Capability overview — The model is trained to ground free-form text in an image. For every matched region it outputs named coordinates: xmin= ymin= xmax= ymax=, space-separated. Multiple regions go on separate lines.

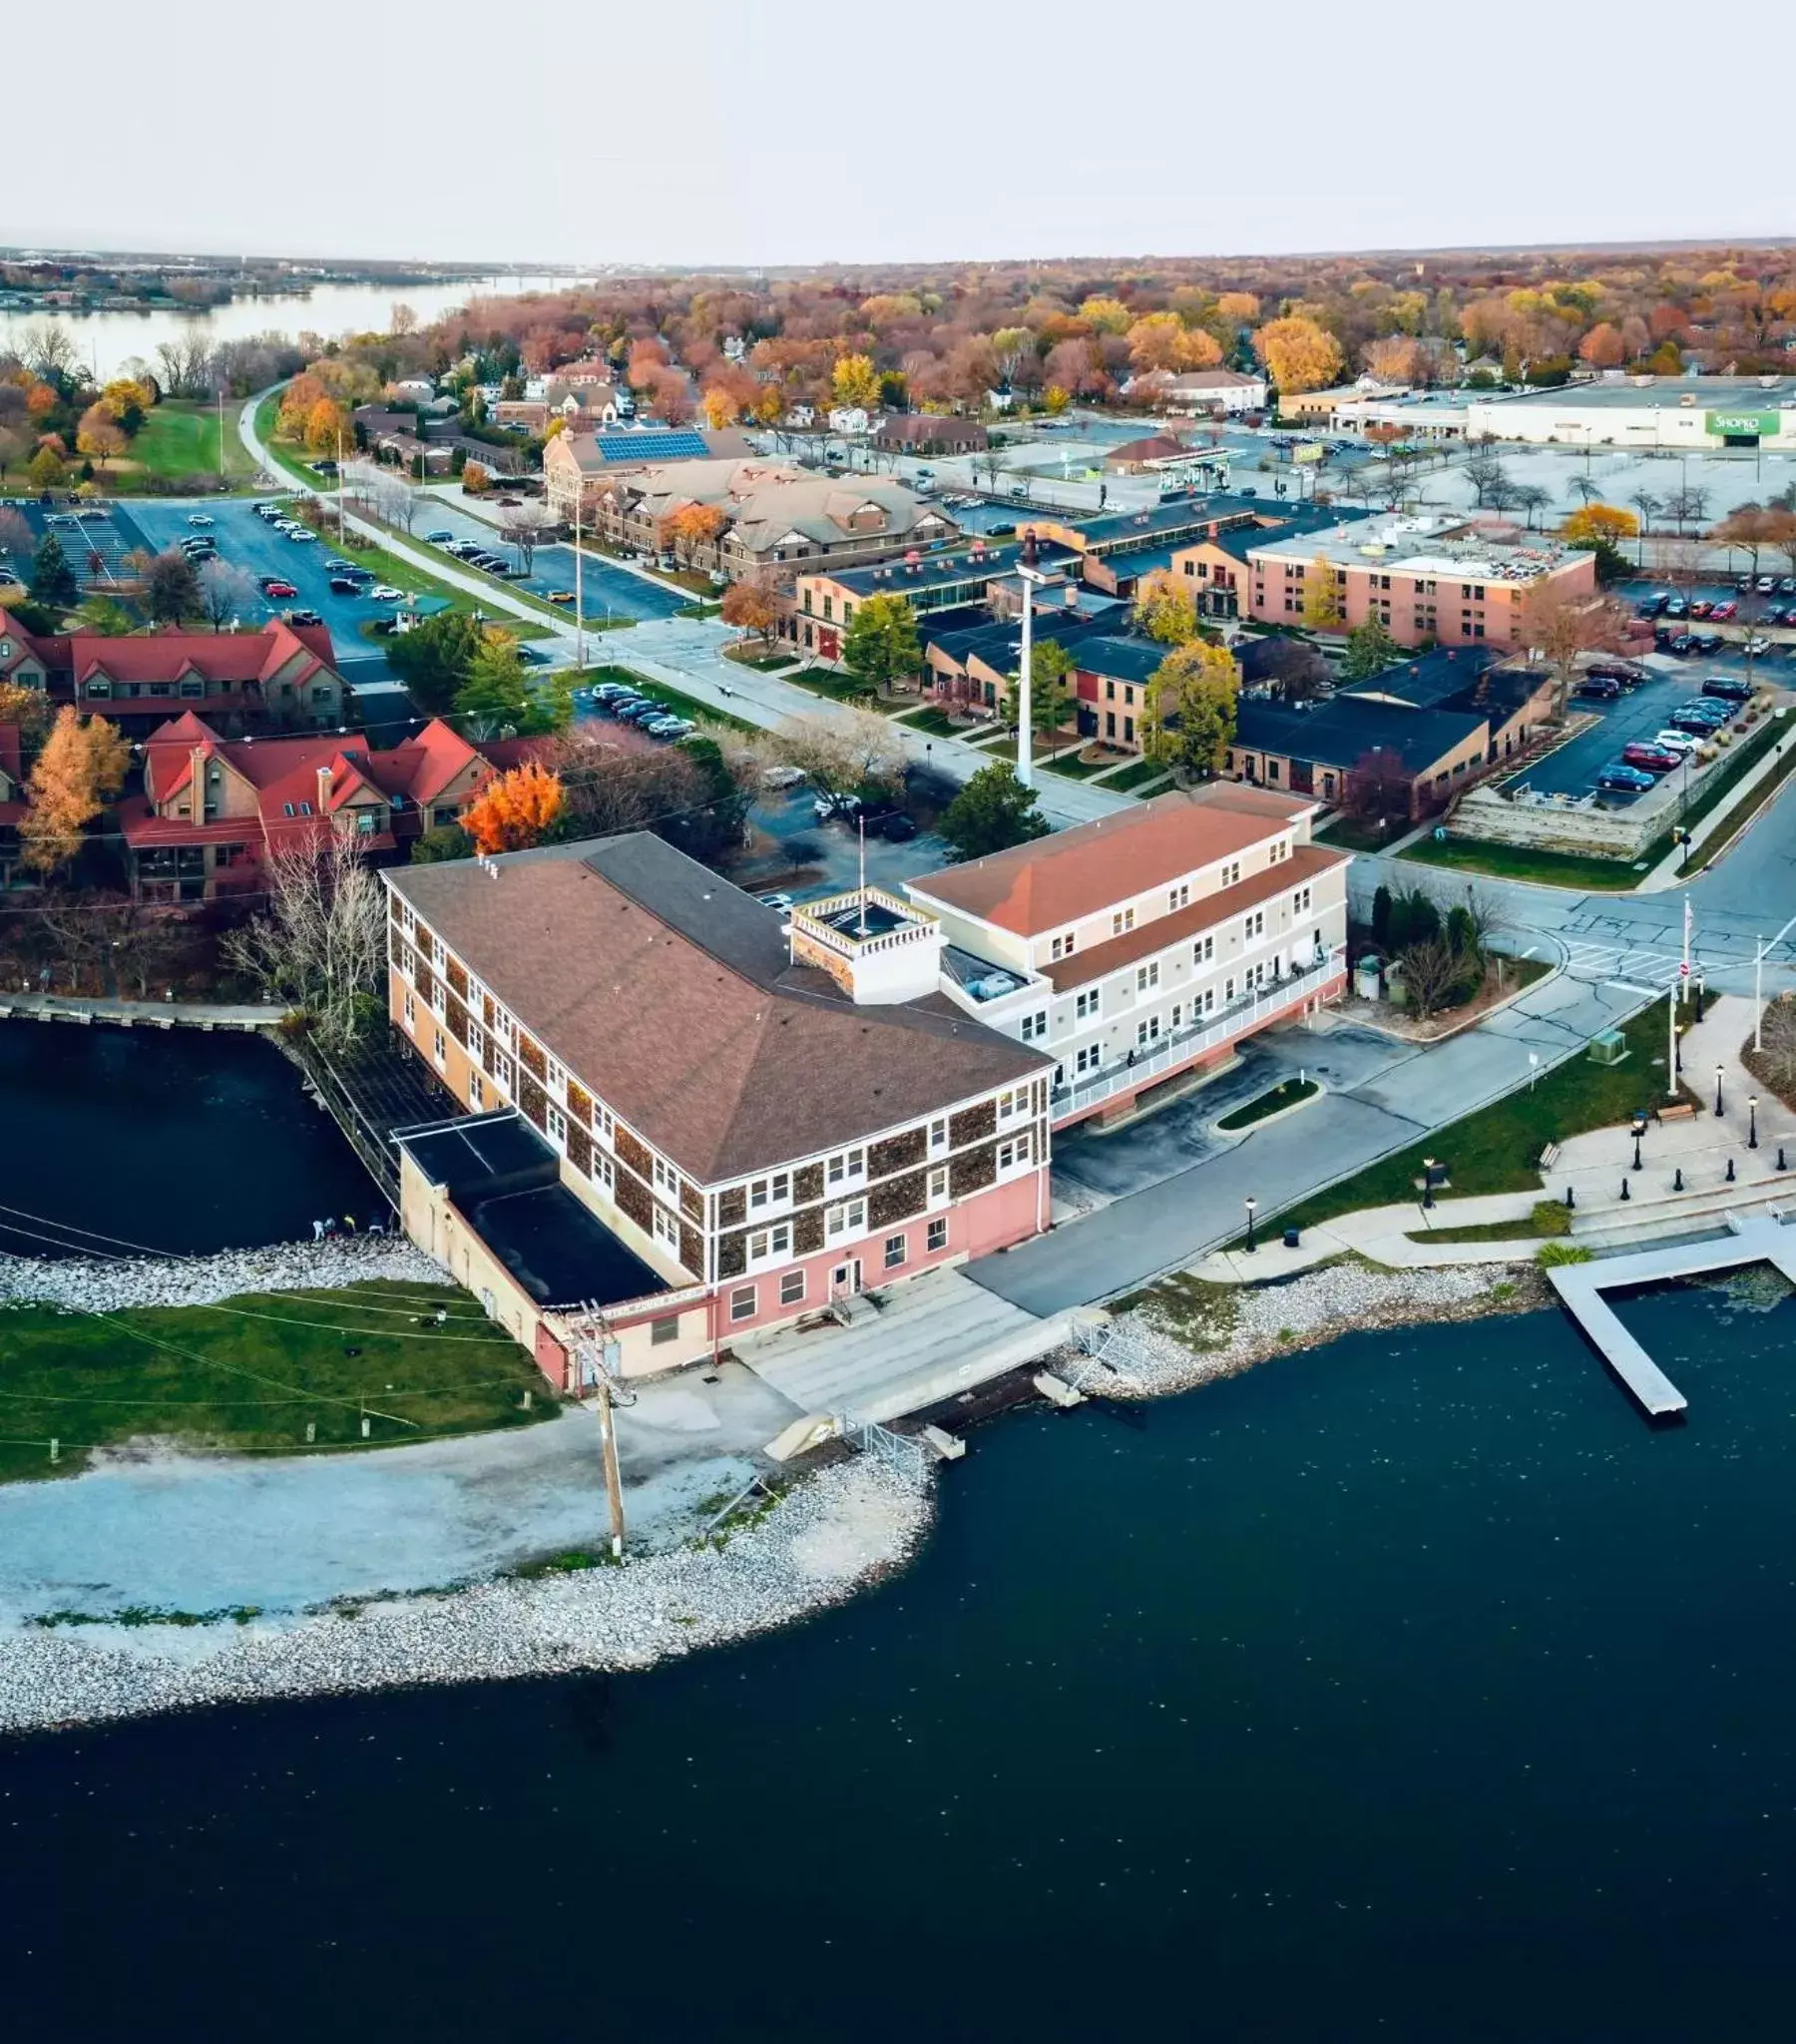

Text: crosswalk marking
xmin=1563 ymin=941 xmax=1687 ymax=990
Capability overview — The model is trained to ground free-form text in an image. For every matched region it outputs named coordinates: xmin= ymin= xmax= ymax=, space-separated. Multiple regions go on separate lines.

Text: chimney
xmin=188 ymin=745 xmax=207 ymax=820
xmin=316 ymin=764 xmax=333 ymax=813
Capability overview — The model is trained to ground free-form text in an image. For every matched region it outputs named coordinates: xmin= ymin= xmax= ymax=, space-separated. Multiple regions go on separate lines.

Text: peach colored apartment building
xmin=1243 ymin=514 xmax=1596 ymax=650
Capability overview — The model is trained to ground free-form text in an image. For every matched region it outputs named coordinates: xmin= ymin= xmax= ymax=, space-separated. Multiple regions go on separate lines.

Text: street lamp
xmin=1243 ymin=1197 xmax=1258 ymax=1255
xmin=1715 ymin=1062 xmax=1725 ymax=1117
xmin=1422 ymin=1157 xmax=1437 ymax=1209
xmin=1748 ymin=1096 xmax=1759 ymax=1150
xmin=1528 ymin=1051 xmax=1540 ymax=1093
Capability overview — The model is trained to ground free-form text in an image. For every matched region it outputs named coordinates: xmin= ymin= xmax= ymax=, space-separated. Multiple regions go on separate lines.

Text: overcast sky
xmin=20 ymin=0 xmax=1794 ymax=269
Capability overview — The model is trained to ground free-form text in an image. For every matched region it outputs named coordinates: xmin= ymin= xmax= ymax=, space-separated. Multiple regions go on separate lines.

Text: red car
xmin=260 ymin=578 xmax=297 ymax=599
xmin=1710 ymin=599 xmax=1737 ymax=621
xmin=1621 ymin=742 xmax=1679 ymax=773
xmin=1687 ymin=599 xmax=1713 ymax=618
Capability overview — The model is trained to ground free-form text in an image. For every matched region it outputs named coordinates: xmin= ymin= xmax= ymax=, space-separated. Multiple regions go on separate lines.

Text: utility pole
xmin=1756 ymin=936 xmax=1766 ymax=1050
xmin=1680 ymin=893 xmax=1692 ymax=1004
xmin=335 ymin=428 xmax=346 ymax=545
xmin=1015 ymin=526 xmax=1042 ymax=788
xmin=572 ymin=485 xmax=585 ymax=672
xmin=571 ymin=1305 xmax=628 ymax=1557
xmin=217 ymin=385 xmax=225 ymax=480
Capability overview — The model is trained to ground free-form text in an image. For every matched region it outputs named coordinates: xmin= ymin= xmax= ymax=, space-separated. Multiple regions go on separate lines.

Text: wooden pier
xmin=1547 ymin=1213 xmax=1796 ymax=1419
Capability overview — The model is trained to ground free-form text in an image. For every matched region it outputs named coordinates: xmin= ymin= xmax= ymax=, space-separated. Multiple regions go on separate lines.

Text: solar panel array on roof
xmin=595 ymin=429 xmax=710 ymax=462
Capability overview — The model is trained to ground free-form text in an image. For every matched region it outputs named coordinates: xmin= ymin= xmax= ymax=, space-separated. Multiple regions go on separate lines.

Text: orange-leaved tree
xmin=720 ymin=578 xmax=778 ymax=646
xmin=658 ymin=502 xmax=726 ymax=564
xmin=1252 ymin=315 xmax=1345 ymax=396
xmin=463 ymin=762 xmax=566 ymax=855
xmin=22 ymin=706 xmax=130 ymax=873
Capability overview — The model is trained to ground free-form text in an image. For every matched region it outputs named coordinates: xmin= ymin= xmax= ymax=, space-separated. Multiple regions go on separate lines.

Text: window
xmin=749 ymin=1178 xmax=769 ymax=1211
xmin=825 ymin=1198 xmax=866 ymax=1240
xmin=1049 ymin=931 xmax=1076 ymax=961
xmin=730 ymin=1284 xmax=757 ymax=1323
xmin=591 ymin=1151 xmax=615 ymax=1192
xmin=1112 ymin=907 xmax=1135 ymax=936
xmin=1136 ymin=961 xmax=1159 ymax=994
xmin=1224 ymin=975 xmax=1237 ymax=1004
xmin=1136 ymin=1017 xmax=1160 ymax=1047
xmin=928 ymin=1118 xmax=947 ymax=1153
xmin=997 ymin=1087 xmax=1027 ymax=1122
xmin=1192 ymin=934 xmax=1214 ymax=967
xmin=1201 ymin=986 xmax=1216 ymax=1015
xmin=653 ymin=1207 xmax=678 ymax=1252
xmin=403 ymin=990 xmax=415 ymax=1029
xmin=927 ymin=1217 xmax=948 ymax=1254
xmin=468 ymin=1071 xmax=483 ymax=1110
xmin=653 ymin=1157 xmax=679 ymax=1199
xmin=1168 ymin=882 xmax=1189 ymax=911
xmin=1220 ymin=859 xmax=1241 ymax=887
xmin=493 ymin=1052 xmax=513 ymax=1094
xmin=747 ymin=1223 xmax=792 ymax=1264
xmin=431 ymin=1028 xmax=446 ymax=1067
xmin=826 ymin=1147 xmax=865 ymax=1188
xmin=1021 ymin=1009 xmax=1048 ymax=1043
xmin=928 ymin=1166 xmax=949 ymax=1205
xmin=884 ymin=1233 xmax=907 ymax=1271
xmin=547 ymin=1058 xmax=565 ymax=1094
xmin=430 ymin=979 xmax=446 ymax=1017
xmin=1243 ymin=909 xmax=1265 ymax=943
xmin=1269 ymin=838 xmax=1287 ymax=863
xmin=1075 ymin=987 xmax=1100 ymax=1022
xmin=651 ymin=1313 xmax=680 ymax=1345
xmin=1293 ymin=883 xmax=1312 ymax=914
xmin=780 ymin=1271 xmax=805 ymax=1306
xmin=546 ymin=1105 xmax=568 ymax=1147
xmin=997 ymin=1132 xmax=1033 ymax=1172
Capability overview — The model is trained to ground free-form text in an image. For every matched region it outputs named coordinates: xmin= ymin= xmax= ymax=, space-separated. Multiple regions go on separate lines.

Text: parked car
xmin=756 ymin=891 xmax=795 ymax=912
xmin=260 ymin=578 xmax=298 ymax=599
xmin=424 ymin=529 xmax=455 ymax=544
xmin=1688 ymin=599 xmax=1713 ymax=619
xmin=286 ymin=528 xmax=317 ymax=543
xmin=283 ymin=609 xmax=322 ymax=628
xmin=1620 ymin=743 xmax=1680 ymax=773
xmin=1667 ymin=706 xmax=1728 ymax=736
xmin=1778 ymin=576 xmax=1796 ymax=596
xmin=1690 ymin=632 xmax=1724 ymax=655
xmin=546 ymin=590 xmax=576 ymax=605
xmin=1587 ymin=661 xmax=1644 ymax=684
xmin=593 ymin=682 xmax=639 ymax=703
xmin=1702 ymin=676 xmax=1754 ymax=702
xmin=368 ymin=585 xmax=403 ymax=602
xmin=1650 ymin=730 xmax=1701 ymax=757
xmin=1740 ymin=635 xmax=1772 ymax=656
xmin=1667 ymin=634 xmax=1694 ymax=655
xmin=328 ymin=577 xmax=361 ymax=595
xmin=313 ymin=459 xmax=338 ymax=476
xmin=1756 ymin=576 xmax=1777 ymax=594
xmin=323 ymin=558 xmax=355 ymax=574
xmin=643 ymin=716 xmax=688 ymax=739
xmin=1577 ymin=675 xmax=1622 ymax=700
xmin=1635 ymin=593 xmax=1669 ymax=617
xmin=1710 ymin=600 xmax=1738 ymax=621
xmin=879 ymin=812 xmax=919 ymax=841
xmin=1663 ymin=597 xmax=1688 ymax=618
xmin=1596 ymin=764 xmax=1657 ymax=793
xmin=185 ymin=513 xmax=214 ymax=528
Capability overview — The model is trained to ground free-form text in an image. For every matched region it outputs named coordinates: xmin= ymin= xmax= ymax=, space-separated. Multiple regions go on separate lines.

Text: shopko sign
xmin=1705 ymin=409 xmax=1784 ymax=436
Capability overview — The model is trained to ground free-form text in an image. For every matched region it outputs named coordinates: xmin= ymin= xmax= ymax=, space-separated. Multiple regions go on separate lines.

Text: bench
xmin=1539 ymin=1142 xmax=1562 ymax=1169
xmin=1656 ymin=1100 xmax=1697 ymax=1123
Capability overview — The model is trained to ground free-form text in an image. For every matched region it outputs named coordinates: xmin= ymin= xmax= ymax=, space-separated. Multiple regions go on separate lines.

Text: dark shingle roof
xmin=1235 ymin=696 xmax=1488 ymax=777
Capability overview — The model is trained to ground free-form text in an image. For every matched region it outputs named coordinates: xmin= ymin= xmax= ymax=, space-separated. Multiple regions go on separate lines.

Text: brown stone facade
xmin=950 ymin=1100 xmax=996 ymax=1149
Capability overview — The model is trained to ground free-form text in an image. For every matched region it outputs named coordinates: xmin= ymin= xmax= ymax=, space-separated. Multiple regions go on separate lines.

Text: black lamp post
xmin=1631 ymin=1131 xmax=1643 ymax=1173
xmin=1748 ymin=1096 xmax=1759 ymax=1150
xmin=1244 ymin=1197 xmax=1258 ymax=1255
xmin=1422 ymin=1157 xmax=1436 ymax=1209
xmin=1715 ymin=1063 xmax=1725 ymax=1117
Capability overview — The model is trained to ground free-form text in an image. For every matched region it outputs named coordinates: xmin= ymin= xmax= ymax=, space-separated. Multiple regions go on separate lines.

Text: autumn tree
xmin=1131 ymin=569 xmax=1198 ymax=646
xmin=1708 ymin=505 xmax=1784 ymax=583
xmin=144 ymin=548 xmax=203 ymax=626
xmin=840 ymin=591 xmax=922 ymax=700
xmin=303 ymin=396 xmax=349 ymax=454
xmin=27 ymin=443 xmax=67 ymax=490
xmin=1517 ymin=583 xmax=1628 ymax=715
xmin=21 ymin=706 xmax=130 ymax=873
xmin=1562 ymin=504 xmax=1639 ymax=551
xmin=1301 ymin=556 xmax=1344 ymax=630
xmin=1144 ymin=639 xmax=1239 ymax=778
xmin=463 ymin=762 xmax=567 ymax=854
xmin=831 ymin=353 xmax=880 ymax=411
xmin=700 ymin=385 xmax=739 ymax=430
xmin=1252 ymin=315 xmax=1345 ymax=396
xmin=75 ymin=404 xmax=128 ymax=471
xmin=658 ymin=502 xmax=726 ymax=565
xmin=0 ymin=678 xmax=53 ymax=737
xmin=1577 ymin=322 xmax=1628 ymax=368
xmin=462 ymin=459 xmax=491 ymax=494
xmin=1077 ymin=296 xmax=1133 ymax=335
xmin=29 ymin=530 xmax=78 ymax=609
xmin=197 ymin=558 xmax=260 ymax=632
xmin=720 ymin=578 xmax=778 ymax=647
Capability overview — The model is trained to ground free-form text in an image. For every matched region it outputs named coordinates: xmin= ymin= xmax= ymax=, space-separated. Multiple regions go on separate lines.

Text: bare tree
xmin=18 ymin=321 xmax=79 ymax=381
xmin=1512 ymin=483 xmax=1550 ymax=530
xmin=223 ymin=832 xmax=388 ymax=1051
xmin=500 ymin=502 xmax=557 ymax=575
xmin=154 ymin=330 xmax=214 ymax=398
xmin=766 ymin=709 xmax=907 ymax=796
xmin=198 ymin=558 xmax=259 ymax=633
xmin=1396 ymin=937 xmax=1465 ymax=1020
xmin=1754 ymin=994 xmax=1796 ymax=1097
xmin=1463 ymin=448 xmax=1509 ymax=509
xmin=1663 ymin=484 xmax=1710 ymax=536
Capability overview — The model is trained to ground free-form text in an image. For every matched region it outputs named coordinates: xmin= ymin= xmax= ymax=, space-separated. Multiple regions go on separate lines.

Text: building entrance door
xmin=830 ymin=1259 xmax=863 ymax=1299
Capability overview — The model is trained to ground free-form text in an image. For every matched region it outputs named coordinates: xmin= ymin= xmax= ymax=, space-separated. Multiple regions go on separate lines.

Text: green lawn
xmin=1041 ymin=750 xmax=1106 ymax=779
xmin=1316 ymin=813 xmax=1402 ymax=851
xmin=574 ymin=664 xmax=759 ymax=736
xmin=725 ymin=646 xmax=798 ymax=672
xmin=1257 ymin=1005 xmax=1676 ymax=1241
xmin=1407 ymin=1200 xmax=1572 ymax=1245
xmin=126 ymin=400 xmax=259 ymax=484
xmin=1400 ymin=835 xmax=1646 ymax=892
xmin=784 ymin=666 xmax=878 ymax=706
xmin=1102 ymin=757 xmax=1172 ymax=793
xmin=0 ymin=1280 xmax=553 ymax=1486
xmin=314 ymin=525 xmax=551 ymax=639
xmin=1217 ymin=1076 xmax=1319 ymax=1132
xmin=892 ymin=705 xmax=963 ymax=737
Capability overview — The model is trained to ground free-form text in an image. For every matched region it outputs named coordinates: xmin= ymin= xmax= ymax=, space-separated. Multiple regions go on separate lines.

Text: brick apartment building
xmin=383 ymin=836 xmax=1052 ymax=1384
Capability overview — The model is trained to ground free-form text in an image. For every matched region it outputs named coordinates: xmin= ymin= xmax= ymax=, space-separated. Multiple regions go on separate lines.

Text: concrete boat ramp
xmin=1547 ymin=1211 xmax=1796 ymax=1419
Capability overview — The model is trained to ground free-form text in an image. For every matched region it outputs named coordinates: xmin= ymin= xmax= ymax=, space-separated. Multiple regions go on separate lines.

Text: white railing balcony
xmin=1051 ymin=949 xmax=1344 ymax=1122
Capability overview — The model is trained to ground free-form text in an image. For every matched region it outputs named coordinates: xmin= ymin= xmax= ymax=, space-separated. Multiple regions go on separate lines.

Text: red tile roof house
xmin=0 ymin=609 xmax=345 ymax=736
xmin=382 ymin=834 xmax=1054 ymax=1387
xmin=120 ymin=712 xmax=507 ymax=902
xmin=904 ymin=784 xmax=1352 ymax=1130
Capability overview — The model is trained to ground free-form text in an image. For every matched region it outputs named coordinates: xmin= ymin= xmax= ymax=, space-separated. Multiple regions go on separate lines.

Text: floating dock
xmin=1547 ymin=1212 xmax=1796 ymax=1418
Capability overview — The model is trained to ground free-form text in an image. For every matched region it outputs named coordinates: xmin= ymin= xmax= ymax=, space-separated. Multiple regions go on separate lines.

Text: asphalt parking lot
xmin=1514 ymin=658 xmax=1751 ymax=798
xmin=734 ymin=784 xmax=949 ymax=902
xmin=397 ymin=497 xmax=687 ymax=623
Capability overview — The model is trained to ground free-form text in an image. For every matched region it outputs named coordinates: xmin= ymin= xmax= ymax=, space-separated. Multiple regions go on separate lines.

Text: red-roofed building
xmin=0 ymin=609 xmax=344 ymax=734
xmin=0 ymin=723 xmax=25 ymax=890
xmin=121 ymin=712 xmax=508 ymax=902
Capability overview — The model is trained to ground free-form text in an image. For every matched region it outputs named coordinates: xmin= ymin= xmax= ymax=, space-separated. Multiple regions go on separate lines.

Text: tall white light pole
xmin=1015 ymin=527 xmax=1042 ymax=788
xmin=572 ymin=484 xmax=586 ymax=672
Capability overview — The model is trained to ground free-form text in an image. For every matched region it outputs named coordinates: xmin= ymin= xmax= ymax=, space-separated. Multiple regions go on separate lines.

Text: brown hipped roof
xmin=386 ymin=835 xmax=1046 ymax=1184
xmin=908 ymin=785 xmax=1314 ymax=939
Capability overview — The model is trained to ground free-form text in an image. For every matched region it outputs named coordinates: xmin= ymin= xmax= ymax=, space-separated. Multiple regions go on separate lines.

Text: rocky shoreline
xmin=0 ymin=1236 xmax=446 ymax=1312
xmin=1095 ymin=1256 xmax=1551 ymax=1398
xmin=0 ymin=1456 xmax=933 ymax=1736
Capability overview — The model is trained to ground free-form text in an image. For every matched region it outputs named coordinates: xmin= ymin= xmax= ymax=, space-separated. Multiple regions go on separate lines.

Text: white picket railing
xmin=1051 ymin=951 xmax=1343 ymax=1121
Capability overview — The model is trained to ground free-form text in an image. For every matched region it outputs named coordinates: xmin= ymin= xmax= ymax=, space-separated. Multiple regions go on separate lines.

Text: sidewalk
xmin=0 ymin=992 xmax=275 ymax=1029
xmin=1191 ymin=1190 xmax=1544 ymax=1282
xmin=1636 ymin=721 xmax=1796 ymax=892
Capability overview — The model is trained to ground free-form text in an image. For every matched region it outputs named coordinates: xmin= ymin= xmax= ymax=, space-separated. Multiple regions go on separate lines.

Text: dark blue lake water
xmin=3 ymin=1274 xmax=1793 ymax=2042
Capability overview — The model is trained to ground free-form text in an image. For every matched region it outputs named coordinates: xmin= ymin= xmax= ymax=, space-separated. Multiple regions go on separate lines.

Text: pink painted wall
xmin=714 ymin=1168 xmax=1048 ymax=1338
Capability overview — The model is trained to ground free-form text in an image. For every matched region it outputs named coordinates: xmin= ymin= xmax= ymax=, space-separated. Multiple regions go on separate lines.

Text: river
xmin=0 ymin=272 xmax=590 ymax=385
xmin=2 ymin=1271 xmax=1791 ymax=2042
xmin=0 ymin=1019 xmax=374 ymax=1256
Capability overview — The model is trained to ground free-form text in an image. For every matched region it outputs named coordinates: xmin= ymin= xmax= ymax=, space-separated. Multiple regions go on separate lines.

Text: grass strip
xmin=1217 ymin=1077 xmax=1318 ymax=1132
